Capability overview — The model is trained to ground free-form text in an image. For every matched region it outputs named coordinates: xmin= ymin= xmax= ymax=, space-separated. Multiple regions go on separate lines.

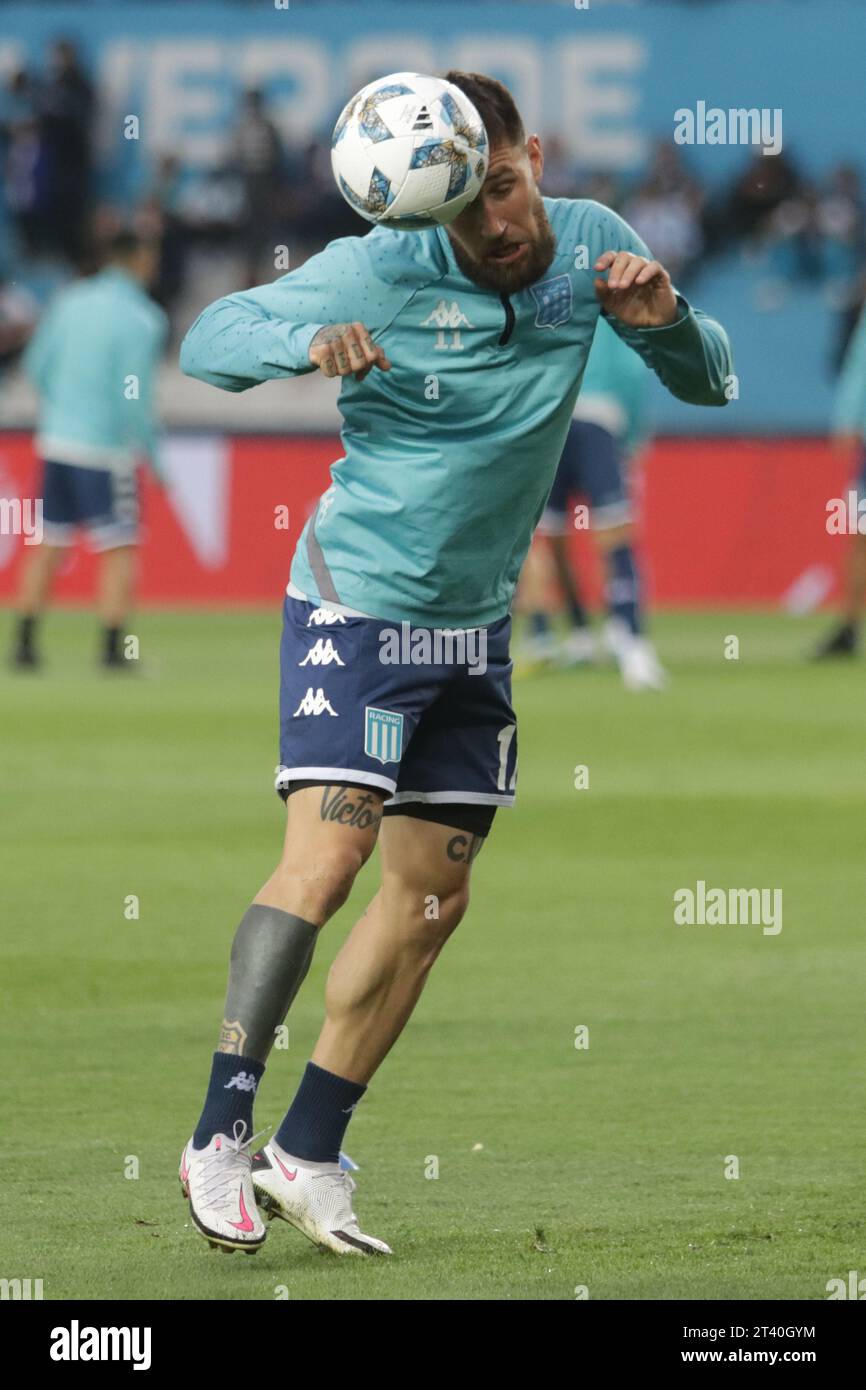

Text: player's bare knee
xmin=413 ymin=888 xmax=469 ymax=971
xmin=270 ymin=842 xmax=366 ymax=924
xmin=440 ymin=883 xmax=471 ymax=938
xmin=316 ymin=843 xmax=367 ymax=916
xmin=323 ymin=846 xmax=367 ymax=916
xmin=391 ymin=879 xmax=470 ymax=961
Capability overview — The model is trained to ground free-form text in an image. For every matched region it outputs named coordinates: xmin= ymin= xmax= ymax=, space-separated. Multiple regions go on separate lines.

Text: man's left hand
xmin=594 ymin=251 xmax=679 ymax=328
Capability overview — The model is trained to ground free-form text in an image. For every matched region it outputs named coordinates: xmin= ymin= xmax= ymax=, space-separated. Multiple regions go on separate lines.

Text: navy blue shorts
xmin=275 ymin=597 xmax=518 ymax=810
xmin=540 ymin=419 xmax=631 ymax=532
xmin=41 ymin=459 xmax=140 ymax=550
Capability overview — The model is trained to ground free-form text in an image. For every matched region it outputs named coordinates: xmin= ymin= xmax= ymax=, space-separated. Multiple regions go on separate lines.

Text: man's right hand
xmin=309 ymin=323 xmax=391 ymax=381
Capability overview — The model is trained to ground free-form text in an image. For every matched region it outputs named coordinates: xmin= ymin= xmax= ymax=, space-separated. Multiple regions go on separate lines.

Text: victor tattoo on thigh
xmin=319 ymin=784 xmax=383 ymax=830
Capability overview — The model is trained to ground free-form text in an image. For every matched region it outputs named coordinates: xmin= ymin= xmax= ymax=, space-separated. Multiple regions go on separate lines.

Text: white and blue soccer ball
xmin=330 ymin=72 xmax=489 ymax=231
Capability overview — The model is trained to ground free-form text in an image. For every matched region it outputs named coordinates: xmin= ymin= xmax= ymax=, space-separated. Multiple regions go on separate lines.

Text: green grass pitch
xmin=2 ymin=607 xmax=864 ymax=1301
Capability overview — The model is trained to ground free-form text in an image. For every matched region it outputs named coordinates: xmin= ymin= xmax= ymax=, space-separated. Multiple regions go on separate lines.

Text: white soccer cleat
xmin=554 ymin=627 xmax=598 ymax=667
xmin=252 ymin=1140 xmax=392 ymax=1256
xmin=602 ymin=616 xmax=633 ymax=662
xmin=603 ymin=619 xmax=668 ymax=691
xmin=618 ymin=636 xmax=668 ymax=691
xmin=518 ymin=631 xmax=560 ymax=665
xmin=179 ymin=1120 xmax=268 ymax=1253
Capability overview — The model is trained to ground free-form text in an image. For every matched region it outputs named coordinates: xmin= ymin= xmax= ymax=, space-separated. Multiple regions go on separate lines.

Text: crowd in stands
xmin=2 ymin=38 xmax=865 ymax=373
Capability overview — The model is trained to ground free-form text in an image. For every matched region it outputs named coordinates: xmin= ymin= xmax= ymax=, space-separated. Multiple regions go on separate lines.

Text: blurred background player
xmin=814 ymin=293 xmax=866 ymax=658
xmin=518 ymin=314 xmax=666 ymax=690
xmin=10 ymin=230 xmax=167 ymax=669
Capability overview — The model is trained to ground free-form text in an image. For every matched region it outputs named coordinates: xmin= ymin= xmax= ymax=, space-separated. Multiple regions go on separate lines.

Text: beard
xmin=447 ymin=189 xmax=557 ymax=295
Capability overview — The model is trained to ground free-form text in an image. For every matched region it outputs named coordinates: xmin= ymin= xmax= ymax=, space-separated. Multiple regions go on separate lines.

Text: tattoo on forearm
xmin=219 ymin=1018 xmax=248 ymax=1054
xmin=320 ymin=784 xmax=383 ymax=831
xmin=446 ymin=832 xmax=484 ymax=864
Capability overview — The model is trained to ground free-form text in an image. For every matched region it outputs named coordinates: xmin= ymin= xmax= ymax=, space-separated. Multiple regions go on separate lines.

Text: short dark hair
xmin=443 ymin=71 xmax=525 ymax=150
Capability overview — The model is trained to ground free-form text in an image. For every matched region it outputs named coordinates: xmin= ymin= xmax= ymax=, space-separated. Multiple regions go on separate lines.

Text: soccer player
xmin=814 ymin=295 xmax=866 ymax=658
xmin=178 ymin=72 xmax=732 ymax=1256
xmin=11 ymin=231 xmax=167 ymax=670
xmin=520 ymin=315 xmax=666 ymax=689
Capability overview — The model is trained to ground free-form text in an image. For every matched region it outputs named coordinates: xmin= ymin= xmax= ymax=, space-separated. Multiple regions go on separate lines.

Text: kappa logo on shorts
xmin=530 ymin=274 xmax=573 ymax=329
xmin=364 ymin=706 xmax=404 ymax=764
xmin=307 ymin=607 xmax=346 ymax=626
xmin=293 ymin=687 xmax=338 ymax=717
xmin=300 ymin=638 xmax=345 ymax=667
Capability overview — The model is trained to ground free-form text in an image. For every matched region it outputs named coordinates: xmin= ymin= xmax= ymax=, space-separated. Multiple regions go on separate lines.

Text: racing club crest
xmin=364 ymin=706 xmax=404 ymax=765
xmin=530 ymin=274 xmax=573 ymax=329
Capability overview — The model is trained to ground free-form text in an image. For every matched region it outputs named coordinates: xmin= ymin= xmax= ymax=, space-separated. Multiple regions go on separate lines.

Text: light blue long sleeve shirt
xmin=24 ymin=266 xmax=168 ymax=471
xmin=181 ymin=197 xmax=732 ymax=626
xmin=572 ymin=313 xmax=652 ymax=459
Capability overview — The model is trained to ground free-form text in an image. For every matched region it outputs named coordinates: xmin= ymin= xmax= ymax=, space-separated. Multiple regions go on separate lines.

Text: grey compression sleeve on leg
xmin=219 ymin=905 xmax=318 ymax=1063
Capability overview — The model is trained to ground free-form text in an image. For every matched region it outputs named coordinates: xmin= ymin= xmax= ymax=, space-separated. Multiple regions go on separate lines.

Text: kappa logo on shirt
xmin=421 ymin=298 xmax=474 ymax=350
xmin=293 ymin=687 xmax=338 ymax=717
xmin=317 ymin=485 xmax=336 ymax=525
xmin=299 ymin=638 xmax=345 ymax=667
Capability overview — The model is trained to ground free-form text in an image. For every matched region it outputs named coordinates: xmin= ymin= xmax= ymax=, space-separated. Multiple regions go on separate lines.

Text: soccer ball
xmin=330 ymin=72 xmax=489 ymax=231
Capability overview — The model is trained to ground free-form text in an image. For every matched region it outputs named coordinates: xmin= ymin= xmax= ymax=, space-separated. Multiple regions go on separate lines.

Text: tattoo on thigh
xmin=319 ymin=784 xmax=383 ymax=831
xmin=446 ymin=832 xmax=484 ymax=864
xmin=219 ymin=1018 xmax=248 ymax=1054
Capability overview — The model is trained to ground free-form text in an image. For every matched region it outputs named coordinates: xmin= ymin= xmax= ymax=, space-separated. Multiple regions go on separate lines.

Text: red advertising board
xmin=0 ymin=433 xmax=853 ymax=608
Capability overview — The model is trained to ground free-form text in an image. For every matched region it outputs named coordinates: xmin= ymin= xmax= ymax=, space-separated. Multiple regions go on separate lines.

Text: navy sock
xmin=606 ymin=544 xmax=642 ymax=635
xmin=529 ymin=611 xmax=549 ymax=638
xmin=275 ymin=1061 xmax=366 ymax=1164
xmin=16 ymin=615 xmax=36 ymax=653
xmin=193 ymin=1052 xmax=265 ymax=1150
xmin=564 ymin=590 xmax=588 ymax=628
xmin=103 ymin=625 xmax=123 ymax=662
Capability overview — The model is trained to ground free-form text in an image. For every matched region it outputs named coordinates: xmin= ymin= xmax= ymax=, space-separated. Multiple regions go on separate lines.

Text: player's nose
xmin=476 ymin=199 xmax=508 ymax=241
xmin=480 ymin=216 xmax=509 ymax=245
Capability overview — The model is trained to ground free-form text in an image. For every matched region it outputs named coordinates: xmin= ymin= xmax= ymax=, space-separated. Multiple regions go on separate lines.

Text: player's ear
xmin=526 ymin=134 xmax=543 ymax=183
